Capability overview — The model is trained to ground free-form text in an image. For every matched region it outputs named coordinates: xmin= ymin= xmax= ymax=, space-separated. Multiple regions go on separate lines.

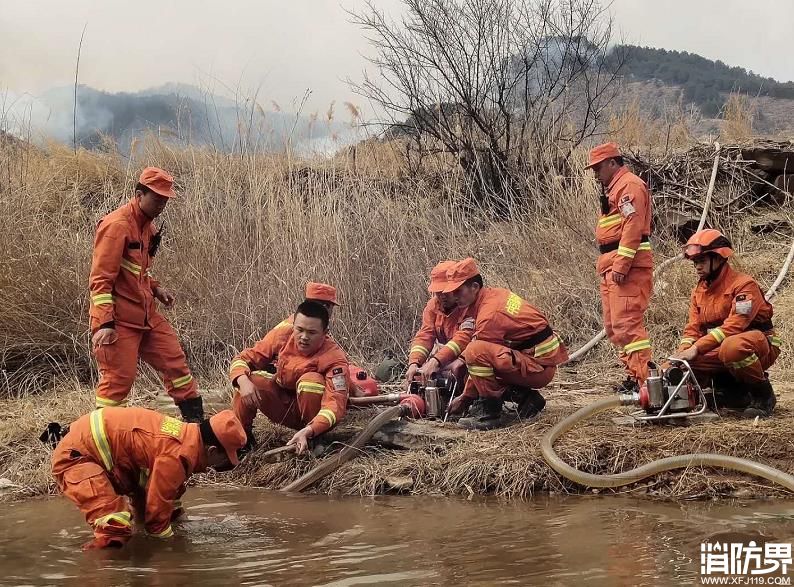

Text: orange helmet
xmin=683 ymin=229 xmax=733 ymax=260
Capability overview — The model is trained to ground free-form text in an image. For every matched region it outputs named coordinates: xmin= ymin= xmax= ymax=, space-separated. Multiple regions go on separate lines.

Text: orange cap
xmin=139 ymin=167 xmax=177 ymax=198
xmin=428 ymin=260 xmax=455 ymax=293
xmin=208 ymin=410 xmax=247 ymax=466
xmin=305 ymin=282 xmax=339 ymax=306
xmin=683 ymin=229 xmax=734 ymax=260
xmin=584 ymin=142 xmax=622 ymax=169
xmin=442 ymin=257 xmax=480 ymax=293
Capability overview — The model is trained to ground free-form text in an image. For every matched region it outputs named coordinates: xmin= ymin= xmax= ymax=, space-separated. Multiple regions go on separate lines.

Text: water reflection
xmin=0 ymin=489 xmax=791 ymax=586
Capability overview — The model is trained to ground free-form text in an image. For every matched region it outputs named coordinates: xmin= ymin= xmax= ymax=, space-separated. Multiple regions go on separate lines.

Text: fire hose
xmin=280 ymin=396 xmax=424 ymax=493
xmin=540 ymin=395 xmax=794 ymax=491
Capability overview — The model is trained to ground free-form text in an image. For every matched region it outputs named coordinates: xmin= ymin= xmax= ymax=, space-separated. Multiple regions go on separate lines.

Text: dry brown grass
xmin=721 ymin=93 xmax=756 ymax=143
xmin=2 ymin=130 xmax=794 ymax=503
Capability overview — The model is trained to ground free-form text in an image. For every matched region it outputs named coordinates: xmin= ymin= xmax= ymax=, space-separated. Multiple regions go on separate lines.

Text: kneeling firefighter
xmin=671 ymin=229 xmax=781 ymax=417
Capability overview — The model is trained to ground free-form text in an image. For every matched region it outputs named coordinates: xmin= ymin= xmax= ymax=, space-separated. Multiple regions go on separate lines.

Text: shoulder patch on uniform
xmin=332 ymin=372 xmax=348 ymax=391
xmin=460 ymin=317 xmax=475 ymax=331
xmin=505 ymin=293 xmax=522 ymax=316
xmin=619 ymin=194 xmax=636 ymax=217
xmin=735 ymin=296 xmax=753 ymax=316
xmin=160 ymin=416 xmax=183 ymax=438
xmin=332 ymin=367 xmax=344 ymax=375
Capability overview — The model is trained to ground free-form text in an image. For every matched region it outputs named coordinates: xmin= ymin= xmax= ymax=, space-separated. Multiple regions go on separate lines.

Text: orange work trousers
xmin=94 ymin=320 xmax=198 ymax=409
xmin=232 ymin=371 xmax=324 ymax=431
xmin=600 ymin=267 xmax=652 ymax=382
xmin=461 ymin=340 xmax=557 ymax=399
xmin=52 ymin=449 xmax=133 ymax=546
xmin=688 ymin=331 xmax=781 ymax=384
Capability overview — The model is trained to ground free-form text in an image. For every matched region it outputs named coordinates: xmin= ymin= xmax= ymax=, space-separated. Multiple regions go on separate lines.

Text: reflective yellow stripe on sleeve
xmin=709 ymin=328 xmax=726 ymax=344
xmin=89 ymin=409 xmax=114 ymax=471
xmin=534 ymin=336 xmax=561 ymax=358
xmin=409 ymin=345 xmax=430 ymax=358
xmin=297 ymin=381 xmax=325 ymax=395
xmin=317 ymin=408 xmax=336 ymax=427
xmin=598 ymin=214 xmax=622 ymax=228
xmin=95 ymin=396 xmax=126 ymax=408
xmin=119 ymin=258 xmax=142 ymax=276
xmin=617 ymin=245 xmax=637 ymax=259
xmin=91 ymin=293 xmax=114 ymax=306
xmin=679 ymin=337 xmax=696 ymax=346
xmin=444 ymin=340 xmax=461 ymax=356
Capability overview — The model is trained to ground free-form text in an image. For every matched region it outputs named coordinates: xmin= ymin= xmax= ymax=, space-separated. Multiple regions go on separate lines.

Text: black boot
xmin=741 ymin=379 xmax=776 ymax=418
xmin=177 ymin=396 xmax=205 ymax=423
xmin=458 ymin=397 xmax=505 ymax=430
xmin=613 ymin=377 xmax=638 ymax=394
xmin=516 ymin=388 xmax=546 ymax=419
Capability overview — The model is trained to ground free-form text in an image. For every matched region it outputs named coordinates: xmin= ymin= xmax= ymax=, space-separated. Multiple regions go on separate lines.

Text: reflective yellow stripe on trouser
xmin=468 ymin=365 xmax=495 ymax=378
xmin=171 ymin=374 xmax=193 ymax=389
xmin=729 ymin=353 xmax=759 ymax=370
xmin=623 ymin=339 xmax=651 ymax=355
xmin=96 ymin=396 xmax=127 ymax=408
xmin=90 ymin=409 xmax=114 ymax=471
xmin=95 ymin=511 xmax=132 ymax=529
xmin=151 ymin=525 xmax=174 ymax=538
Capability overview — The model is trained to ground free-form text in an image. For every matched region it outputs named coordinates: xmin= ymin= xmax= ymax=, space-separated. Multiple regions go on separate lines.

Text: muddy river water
xmin=0 ymin=489 xmax=791 ymax=586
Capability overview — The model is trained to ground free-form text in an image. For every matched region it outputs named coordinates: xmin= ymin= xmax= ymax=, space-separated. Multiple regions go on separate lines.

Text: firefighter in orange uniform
xmin=50 ymin=407 xmax=246 ymax=550
xmin=587 ymin=143 xmax=653 ymax=393
xmin=89 ymin=167 xmax=204 ymax=421
xmin=230 ymin=301 xmax=350 ymax=452
xmin=672 ymin=229 xmax=780 ymax=417
xmin=445 ymin=258 xmax=569 ymax=429
xmin=405 ymin=261 xmax=474 ymax=386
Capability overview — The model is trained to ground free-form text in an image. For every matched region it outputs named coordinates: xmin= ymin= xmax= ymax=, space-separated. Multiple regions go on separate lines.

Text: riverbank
xmin=3 ymin=367 xmax=792 ymax=503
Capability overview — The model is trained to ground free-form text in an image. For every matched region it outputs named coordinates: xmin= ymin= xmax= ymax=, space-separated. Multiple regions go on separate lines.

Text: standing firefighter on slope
xmin=89 ymin=167 xmax=204 ymax=421
xmin=671 ymin=230 xmax=780 ymax=417
xmin=50 ymin=407 xmax=246 ymax=550
xmin=587 ymin=143 xmax=653 ymax=393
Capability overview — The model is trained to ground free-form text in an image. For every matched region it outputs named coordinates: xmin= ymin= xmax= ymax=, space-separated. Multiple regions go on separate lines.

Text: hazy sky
xmin=2 ymin=0 xmax=793 ymax=114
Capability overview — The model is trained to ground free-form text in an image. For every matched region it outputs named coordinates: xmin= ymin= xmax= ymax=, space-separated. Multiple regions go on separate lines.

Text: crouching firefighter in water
xmin=48 ymin=407 xmax=246 ymax=550
xmin=445 ymin=258 xmax=569 ymax=430
xmin=671 ymin=229 xmax=780 ymax=417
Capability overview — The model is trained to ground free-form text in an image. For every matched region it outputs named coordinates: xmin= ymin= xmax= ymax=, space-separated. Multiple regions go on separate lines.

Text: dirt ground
xmin=3 ymin=365 xmax=792 ymax=503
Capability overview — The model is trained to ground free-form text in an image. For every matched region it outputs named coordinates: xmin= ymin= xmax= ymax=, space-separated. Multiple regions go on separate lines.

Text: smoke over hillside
xmin=1 ymin=83 xmax=362 ymax=155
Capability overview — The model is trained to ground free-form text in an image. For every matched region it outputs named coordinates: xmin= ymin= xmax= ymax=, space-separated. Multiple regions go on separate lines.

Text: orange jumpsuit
xmin=89 ymin=199 xmax=198 ymax=408
xmin=408 ymin=298 xmax=476 ymax=368
xmin=459 ymin=288 xmax=568 ymax=399
xmin=596 ymin=166 xmax=653 ymax=382
xmin=51 ymin=407 xmax=205 ymax=547
xmin=677 ymin=265 xmax=780 ymax=384
xmin=229 ymin=329 xmax=350 ymax=436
